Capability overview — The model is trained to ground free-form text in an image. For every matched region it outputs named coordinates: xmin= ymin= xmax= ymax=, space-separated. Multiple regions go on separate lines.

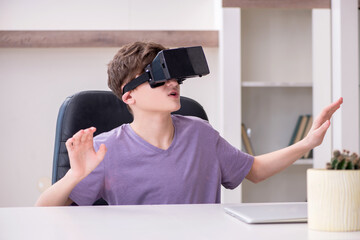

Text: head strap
xmin=122 ymin=71 xmax=150 ymax=94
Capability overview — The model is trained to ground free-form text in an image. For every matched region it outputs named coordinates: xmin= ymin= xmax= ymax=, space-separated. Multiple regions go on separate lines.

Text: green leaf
xmin=346 ymin=161 xmax=354 ymax=170
xmin=331 ymin=159 xmax=338 ymax=169
xmin=337 ymin=159 xmax=346 ymax=169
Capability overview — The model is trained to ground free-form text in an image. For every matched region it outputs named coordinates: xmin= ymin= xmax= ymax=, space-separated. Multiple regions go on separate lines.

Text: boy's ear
xmin=122 ymin=91 xmax=135 ymax=105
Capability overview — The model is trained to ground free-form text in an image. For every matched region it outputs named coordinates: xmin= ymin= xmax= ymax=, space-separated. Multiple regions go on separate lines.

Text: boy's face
xmin=125 ymin=79 xmax=181 ymax=114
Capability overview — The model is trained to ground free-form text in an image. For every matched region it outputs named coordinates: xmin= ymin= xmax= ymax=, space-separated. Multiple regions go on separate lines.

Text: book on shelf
xmin=289 ymin=114 xmax=313 ymax=159
xmin=288 ymin=116 xmax=303 ymax=146
xmin=302 ymin=115 xmax=313 ymax=159
xmin=241 ymin=123 xmax=254 ymax=156
xmin=303 ymin=149 xmax=313 ymax=159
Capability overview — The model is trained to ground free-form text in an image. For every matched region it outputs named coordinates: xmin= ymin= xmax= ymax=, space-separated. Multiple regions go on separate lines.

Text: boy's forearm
xmin=35 ymin=170 xmax=81 ymax=206
xmin=246 ymin=139 xmax=311 ymax=183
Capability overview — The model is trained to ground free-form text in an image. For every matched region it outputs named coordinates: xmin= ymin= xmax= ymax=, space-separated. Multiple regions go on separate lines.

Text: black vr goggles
xmin=123 ymin=46 xmax=210 ymax=94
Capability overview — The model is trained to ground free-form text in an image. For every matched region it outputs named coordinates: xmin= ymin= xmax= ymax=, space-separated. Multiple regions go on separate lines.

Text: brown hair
xmin=107 ymin=41 xmax=166 ymax=100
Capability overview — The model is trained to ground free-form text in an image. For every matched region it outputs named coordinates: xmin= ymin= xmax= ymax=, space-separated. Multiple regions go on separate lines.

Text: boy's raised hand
xmin=246 ymin=97 xmax=343 ymax=184
xmin=304 ymin=97 xmax=343 ymax=149
xmin=65 ymin=127 xmax=107 ymax=181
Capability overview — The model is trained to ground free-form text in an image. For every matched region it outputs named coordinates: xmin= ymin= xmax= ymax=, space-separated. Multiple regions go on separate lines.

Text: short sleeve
xmin=69 ymin=142 xmax=105 ymax=206
xmin=215 ymin=135 xmax=254 ymax=189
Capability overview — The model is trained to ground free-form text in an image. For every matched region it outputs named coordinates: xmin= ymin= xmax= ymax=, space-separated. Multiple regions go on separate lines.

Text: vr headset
xmin=123 ymin=46 xmax=210 ymax=94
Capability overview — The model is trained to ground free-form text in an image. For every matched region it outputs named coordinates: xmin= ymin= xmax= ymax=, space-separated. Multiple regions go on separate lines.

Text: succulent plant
xmin=326 ymin=150 xmax=360 ymax=170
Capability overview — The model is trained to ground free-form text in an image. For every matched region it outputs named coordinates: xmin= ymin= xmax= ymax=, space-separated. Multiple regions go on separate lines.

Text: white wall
xmin=0 ymin=0 xmax=220 ymax=207
xmin=0 ymin=0 xmax=216 ymax=30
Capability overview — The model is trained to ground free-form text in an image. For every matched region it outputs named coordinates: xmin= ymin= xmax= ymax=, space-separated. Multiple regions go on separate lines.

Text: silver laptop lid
xmin=224 ymin=202 xmax=307 ymax=224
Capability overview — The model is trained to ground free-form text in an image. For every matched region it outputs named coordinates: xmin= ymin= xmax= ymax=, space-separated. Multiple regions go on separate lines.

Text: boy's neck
xmin=130 ymin=112 xmax=174 ymax=150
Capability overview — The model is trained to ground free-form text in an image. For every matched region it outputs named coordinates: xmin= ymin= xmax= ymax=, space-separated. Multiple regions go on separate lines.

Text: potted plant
xmin=307 ymin=150 xmax=360 ymax=231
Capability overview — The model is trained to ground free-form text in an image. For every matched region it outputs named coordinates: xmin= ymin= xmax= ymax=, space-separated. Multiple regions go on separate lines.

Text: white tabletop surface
xmin=0 ymin=203 xmax=359 ymax=240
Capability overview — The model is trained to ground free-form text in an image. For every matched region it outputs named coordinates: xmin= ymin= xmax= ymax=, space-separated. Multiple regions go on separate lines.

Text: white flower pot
xmin=307 ymin=169 xmax=360 ymax=231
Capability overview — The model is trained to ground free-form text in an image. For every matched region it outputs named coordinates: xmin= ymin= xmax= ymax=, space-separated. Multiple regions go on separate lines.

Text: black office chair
xmin=52 ymin=90 xmax=208 ymax=205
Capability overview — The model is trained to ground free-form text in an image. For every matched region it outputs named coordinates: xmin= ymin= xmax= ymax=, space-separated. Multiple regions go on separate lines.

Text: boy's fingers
xmin=316 ymin=120 xmax=330 ymax=138
xmin=73 ymin=129 xmax=84 ymax=138
xmin=81 ymin=127 xmax=96 ymax=142
xmin=96 ymin=144 xmax=107 ymax=161
xmin=72 ymin=130 xmax=84 ymax=146
xmin=315 ymin=97 xmax=343 ymax=129
xmin=87 ymin=127 xmax=96 ymax=142
xmin=326 ymin=97 xmax=343 ymax=117
xmin=81 ymin=129 xmax=89 ymax=142
xmin=67 ymin=127 xmax=96 ymax=148
xmin=65 ymin=138 xmax=74 ymax=150
xmin=321 ymin=120 xmax=330 ymax=131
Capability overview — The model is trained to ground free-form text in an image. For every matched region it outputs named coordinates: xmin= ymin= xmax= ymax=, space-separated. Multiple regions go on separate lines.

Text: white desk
xmin=0 ymin=204 xmax=359 ymax=240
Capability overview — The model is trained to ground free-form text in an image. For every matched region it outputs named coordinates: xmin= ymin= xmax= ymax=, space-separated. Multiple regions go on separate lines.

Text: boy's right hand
xmin=65 ymin=127 xmax=107 ymax=181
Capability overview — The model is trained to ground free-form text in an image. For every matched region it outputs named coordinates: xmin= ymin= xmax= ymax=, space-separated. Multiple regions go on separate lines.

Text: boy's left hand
xmin=304 ymin=97 xmax=343 ymax=149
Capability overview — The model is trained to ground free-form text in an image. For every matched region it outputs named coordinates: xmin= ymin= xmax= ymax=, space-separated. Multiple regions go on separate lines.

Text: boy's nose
xmin=166 ymin=79 xmax=179 ymax=86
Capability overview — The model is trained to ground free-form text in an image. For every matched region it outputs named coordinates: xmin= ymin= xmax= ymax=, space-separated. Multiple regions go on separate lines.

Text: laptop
xmin=224 ymin=202 xmax=307 ymax=224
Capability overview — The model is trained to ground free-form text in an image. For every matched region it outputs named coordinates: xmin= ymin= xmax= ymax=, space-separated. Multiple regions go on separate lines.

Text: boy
xmin=36 ymin=42 xmax=343 ymax=206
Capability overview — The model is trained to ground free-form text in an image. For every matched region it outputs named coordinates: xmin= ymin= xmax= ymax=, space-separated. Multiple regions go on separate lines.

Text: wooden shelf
xmin=223 ymin=0 xmax=331 ymax=9
xmin=0 ymin=30 xmax=218 ymax=48
xmin=293 ymin=159 xmax=313 ymax=165
xmin=242 ymin=81 xmax=312 ymax=87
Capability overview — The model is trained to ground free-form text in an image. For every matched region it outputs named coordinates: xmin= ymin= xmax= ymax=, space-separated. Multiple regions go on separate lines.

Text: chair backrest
xmin=52 ymin=90 xmax=208 ymax=204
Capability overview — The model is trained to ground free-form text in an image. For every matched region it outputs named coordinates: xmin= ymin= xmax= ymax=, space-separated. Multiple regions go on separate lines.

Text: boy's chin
xmin=149 ymin=102 xmax=181 ymax=114
xmin=172 ymin=104 xmax=181 ymax=112
xmin=170 ymin=103 xmax=181 ymax=113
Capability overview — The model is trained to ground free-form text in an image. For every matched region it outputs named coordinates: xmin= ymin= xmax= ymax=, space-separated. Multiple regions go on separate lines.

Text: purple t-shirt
xmin=69 ymin=115 xmax=254 ymax=205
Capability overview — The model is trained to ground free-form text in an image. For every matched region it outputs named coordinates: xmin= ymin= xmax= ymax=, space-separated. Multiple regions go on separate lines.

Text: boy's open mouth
xmin=168 ymin=90 xmax=179 ymax=97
